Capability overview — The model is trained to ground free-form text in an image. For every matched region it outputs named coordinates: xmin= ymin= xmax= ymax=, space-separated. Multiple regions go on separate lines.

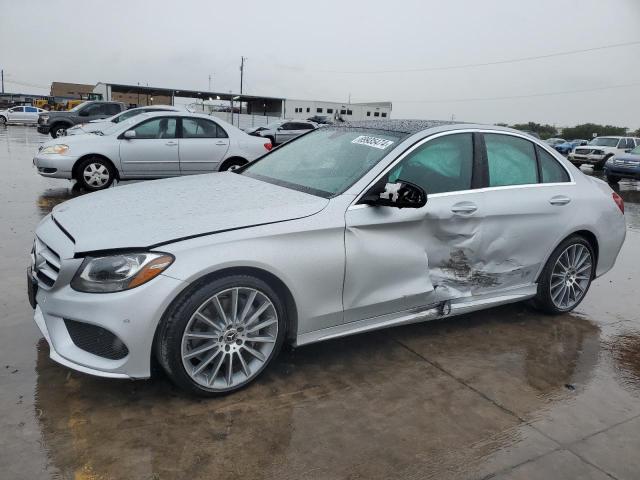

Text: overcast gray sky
xmin=2 ymin=0 xmax=639 ymax=128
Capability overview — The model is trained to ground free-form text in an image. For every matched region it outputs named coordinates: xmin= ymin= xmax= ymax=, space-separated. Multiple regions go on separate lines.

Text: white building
xmin=284 ymin=99 xmax=392 ymax=121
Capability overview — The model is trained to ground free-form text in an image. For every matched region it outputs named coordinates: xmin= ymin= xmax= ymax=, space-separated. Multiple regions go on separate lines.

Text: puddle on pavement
xmin=606 ymin=330 xmax=640 ymax=392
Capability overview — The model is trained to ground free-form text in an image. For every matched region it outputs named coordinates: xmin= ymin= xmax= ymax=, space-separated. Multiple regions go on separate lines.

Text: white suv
xmin=569 ymin=136 xmax=640 ymax=169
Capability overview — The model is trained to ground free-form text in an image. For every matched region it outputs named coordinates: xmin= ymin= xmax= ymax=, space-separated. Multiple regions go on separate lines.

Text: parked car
xmin=37 ymin=101 xmax=127 ymax=138
xmin=604 ymin=144 xmax=640 ymax=183
xmin=554 ymin=139 xmax=589 ymax=155
xmin=568 ymin=136 xmax=640 ymax=169
xmin=0 ymin=105 xmax=48 ymax=125
xmin=28 ymin=120 xmax=626 ymax=395
xmin=66 ymin=105 xmax=182 ymax=136
xmin=33 ymin=112 xmax=272 ymax=190
xmin=545 ymin=138 xmax=566 ymax=147
xmin=248 ymin=120 xmax=317 ymax=145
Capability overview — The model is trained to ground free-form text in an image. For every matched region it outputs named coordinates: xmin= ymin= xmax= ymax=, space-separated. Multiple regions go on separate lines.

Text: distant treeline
xmin=495 ymin=121 xmax=638 ymax=140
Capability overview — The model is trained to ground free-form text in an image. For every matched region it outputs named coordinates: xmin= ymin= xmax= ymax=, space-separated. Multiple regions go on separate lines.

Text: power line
xmin=389 ymin=81 xmax=640 ymax=104
xmin=295 ymin=40 xmax=640 ymax=74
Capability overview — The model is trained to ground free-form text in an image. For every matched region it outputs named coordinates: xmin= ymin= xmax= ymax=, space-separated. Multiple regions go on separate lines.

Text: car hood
xmin=51 ymin=173 xmax=329 ymax=254
xmin=613 ymin=152 xmax=640 ymax=162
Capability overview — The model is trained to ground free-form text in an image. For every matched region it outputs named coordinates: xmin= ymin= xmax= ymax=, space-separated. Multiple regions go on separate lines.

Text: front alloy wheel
xmin=158 ymin=275 xmax=286 ymax=395
xmin=76 ymin=157 xmax=115 ymax=191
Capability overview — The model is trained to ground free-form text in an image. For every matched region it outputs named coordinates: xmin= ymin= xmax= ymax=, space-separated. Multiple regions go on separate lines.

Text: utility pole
xmin=1 ymin=69 xmax=4 ymax=94
xmin=239 ymin=57 xmax=245 ymax=94
xmin=208 ymin=74 xmax=213 ymax=91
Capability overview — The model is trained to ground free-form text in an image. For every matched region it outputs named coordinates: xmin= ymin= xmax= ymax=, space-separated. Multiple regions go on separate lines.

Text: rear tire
xmin=0 ymin=116 xmax=6 ymax=125
xmin=156 ymin=274 xmax=287 ymax=396
xmin=75 ymin=156 xmax=115 ymax=191
xmin=533 ymin=235 xmax=595 ymax=314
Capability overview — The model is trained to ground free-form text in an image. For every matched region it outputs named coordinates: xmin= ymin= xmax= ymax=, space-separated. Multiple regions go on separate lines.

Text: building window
xmin=374 ymin=112 xmax=380 ymax=117
xmin=327 ymin=108 xmax=333 ymax=114
xmin=306 ymin=107 xmax=310 ymax=113
xmin=317 ymin=108 xmax=323 ymax=113
xmin=381 ymin=112 xmax=387 ymax=118
xmin=367 ymin=111 xmax=371 ymax=117
xmin=347 ymin=109 xmax=353 ymax=115
xmin=340 ymin=109 xmax=346 ymax=115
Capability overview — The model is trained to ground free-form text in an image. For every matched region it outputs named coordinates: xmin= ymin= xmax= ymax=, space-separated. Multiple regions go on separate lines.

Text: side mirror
xmin=361 ymin=180 xmax=427 ymax=209
xmin=78 ymin=110 xmax=90 ymax=117
xmin=123 ymin=130 xmax=136 ymax=139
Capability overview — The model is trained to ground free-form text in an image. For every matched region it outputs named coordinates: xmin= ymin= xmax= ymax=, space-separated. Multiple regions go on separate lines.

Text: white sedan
xmin=33 ymin=112 xmax=273 ymax=190
xmin=0 ymin=105 xmax=48 ymax=125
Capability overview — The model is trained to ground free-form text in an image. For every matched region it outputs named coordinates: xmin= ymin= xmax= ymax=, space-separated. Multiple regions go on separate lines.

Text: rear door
xmin=119 ymin=116 xmax=180 ymax=176
xmin=343 ymin=131 xmax=487 ymax=324
xmin=478 ymin=132 xmax=575 ymax=289
xmin=179 ymin=117 xmax=230 ymax=174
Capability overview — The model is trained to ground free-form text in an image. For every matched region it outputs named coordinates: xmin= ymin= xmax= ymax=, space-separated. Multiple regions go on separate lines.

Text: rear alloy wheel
xmin=533 ymin=236 xmax=594 ymax=314
xmin=76 ymin=157 xmax=115 ymax=191
xmin=158 ymin=275 xmax=286 ymax=396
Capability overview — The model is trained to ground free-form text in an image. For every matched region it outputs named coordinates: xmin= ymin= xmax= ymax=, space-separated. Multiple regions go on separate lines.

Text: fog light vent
xmin=64 ymin=319 xmax=129 ymax=360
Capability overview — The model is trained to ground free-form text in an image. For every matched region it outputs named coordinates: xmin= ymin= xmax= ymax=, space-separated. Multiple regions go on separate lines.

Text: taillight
xmin=612 ymin=192 xmax=624 ymax=214
xmin=264 ymin=142 xmax=272 ymax=151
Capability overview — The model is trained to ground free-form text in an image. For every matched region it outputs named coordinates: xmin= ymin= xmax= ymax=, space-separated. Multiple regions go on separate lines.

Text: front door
xmin=179 ymin=117 xmax=230 ymax=174
xmin=8 ymin=107 xmax=26 ymax=122
xmin=119 ymin=116 xmax=180 ymax=176
xmin=343 ymin=132 xmax=487 ymax=324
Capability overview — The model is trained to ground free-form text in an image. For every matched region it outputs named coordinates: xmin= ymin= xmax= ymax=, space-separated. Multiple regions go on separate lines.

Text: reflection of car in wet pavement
xmin=28 ymin=120 xmax=626 ymax=396
xmin=33 ymin=111 xmax=272 ymax=190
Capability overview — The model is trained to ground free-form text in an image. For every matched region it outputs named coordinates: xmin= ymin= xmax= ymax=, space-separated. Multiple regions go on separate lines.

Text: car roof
xmin=336 ymin=119 xmax=460 ymax=135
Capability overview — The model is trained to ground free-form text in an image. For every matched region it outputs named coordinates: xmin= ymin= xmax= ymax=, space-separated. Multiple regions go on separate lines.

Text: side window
xmin=104 ymin=104 xmax=121 ymax=116
xmin=536 ymin=146 xmax=569 ymax=183
xmin=317 ymin=108 xmax=323 ymax=113
xmin=25 ymin=107 xmax=37 ymax=112
xmin=280 ymin=122 xmax=292 ymax=130
xmin=182 ymin=118 xmax=225 ymax=138
xmin=625 ymin=138 xmax=634 ymax=149
xmin=11 ymin=107 xmax=24 ymax=112
xmin=116 ymin=109 xmax=141 ymax=123
xmin=387 ymin=133 xmax=473 ymax=195
xmin=485 ymin=134 xmax=538 ymax=187
xmin=131 ymin=117 xmax=177 ymax=139
xmin=81 ymin=104 xmax=101 ymax=116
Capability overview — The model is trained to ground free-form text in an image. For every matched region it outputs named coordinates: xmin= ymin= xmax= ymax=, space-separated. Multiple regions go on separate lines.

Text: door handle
xmin=451 ymin=202 xmax=478 ymax=214
xmin=165 ymin=141 xmax=178 ymax=146
xmin=549 ymin=195 xmax=571 ymax=206
xmin=215 ymin=141 xmax=227 ymax=146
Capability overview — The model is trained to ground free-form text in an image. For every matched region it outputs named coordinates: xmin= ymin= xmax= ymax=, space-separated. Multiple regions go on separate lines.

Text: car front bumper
xmin=568 ymin=152 xmax=606 ymax=164
xmin=33 ymin=153 xmax=79 ymax=179
xmin=604 ymin=164 xmax=640 ymax=179
xmin=31 ymin=269 xmax=186 ymax=379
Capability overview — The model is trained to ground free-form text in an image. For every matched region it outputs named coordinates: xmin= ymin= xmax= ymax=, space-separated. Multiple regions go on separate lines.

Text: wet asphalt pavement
xmin=1 ymin=125 xmax=640 ymax=480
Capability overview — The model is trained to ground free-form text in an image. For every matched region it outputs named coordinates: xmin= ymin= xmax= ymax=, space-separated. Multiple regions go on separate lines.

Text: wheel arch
xmin=218 ymin=156 xmax=248 ymax=171
xmin=72 ymin=154 xmax=120 ymax=180
xmin=537 ymin=229 xmax=599 ymax=282
xmin=152 ymin=265 xmax=299 ymax=361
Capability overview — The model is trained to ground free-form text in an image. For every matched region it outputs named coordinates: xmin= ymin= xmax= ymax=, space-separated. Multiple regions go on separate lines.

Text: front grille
xmin=32 ymin=237 xmax=60 ymax=289
xmin=575 ymin=148 xmax=592 ymax=155
xmin=64 ymin=319 xmax=129 ymax=360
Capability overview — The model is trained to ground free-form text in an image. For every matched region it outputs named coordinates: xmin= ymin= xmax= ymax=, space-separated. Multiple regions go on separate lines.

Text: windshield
xmin=630 ymin=145 xmax=640 ymax=155
xmin=589 ymin=137 xmax=619 ymax=147
xmin=242 ymin=127 xmax=405 ymax=197
xmin=95 ymin=116 xmax=145 ymax=136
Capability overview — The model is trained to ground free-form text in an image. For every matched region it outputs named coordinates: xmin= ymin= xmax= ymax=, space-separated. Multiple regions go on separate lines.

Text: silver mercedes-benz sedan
xmin=28 ymin=120 xmax=626 ymax=396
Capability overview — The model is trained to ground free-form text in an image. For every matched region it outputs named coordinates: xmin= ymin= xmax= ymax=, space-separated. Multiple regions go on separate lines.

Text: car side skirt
xmin=295 ymin=284 xmax=537 ymax=346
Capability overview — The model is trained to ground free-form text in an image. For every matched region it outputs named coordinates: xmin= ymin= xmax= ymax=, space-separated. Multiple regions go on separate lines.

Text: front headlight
xmin=41 ymin=144 xmax=69 ymax=155
xmin=41 ymin=115 xmax=49 ymax=122
xmin=71 ymin=252 xmax=174 ymax=293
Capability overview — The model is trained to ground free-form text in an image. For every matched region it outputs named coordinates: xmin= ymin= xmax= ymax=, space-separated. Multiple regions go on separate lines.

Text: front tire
xmin=50 ymin=123 xmax=69 ymax=138
xmin=0 ymin=116 xmax=6 ymax=125
xmin=533 ymin=235 xmax=595 ymax=314
xmin=76 ymin=157 xmax=115 ymax=191
xmin=606 ymin=174 xmax=620 ymax=184
xmin=157 ymin=274 xmax=287 ymax=396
